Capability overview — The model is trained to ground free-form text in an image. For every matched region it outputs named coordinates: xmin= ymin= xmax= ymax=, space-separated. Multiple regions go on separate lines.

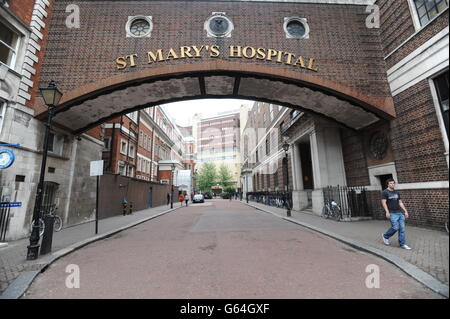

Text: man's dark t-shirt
xmin=381 ymin=189 xmax=401 ymax=212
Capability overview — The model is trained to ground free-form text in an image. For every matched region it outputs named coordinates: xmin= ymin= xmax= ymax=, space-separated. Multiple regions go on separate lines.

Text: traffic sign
xmin=0 ymin=202 xmax=22 ymax=208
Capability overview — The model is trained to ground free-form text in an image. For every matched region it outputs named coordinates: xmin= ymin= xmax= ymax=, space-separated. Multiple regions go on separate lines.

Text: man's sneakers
xmin=381 ymin=234 xmax=390 ymax=245
xmin=401 ymin=245 xmax=412 ymax=250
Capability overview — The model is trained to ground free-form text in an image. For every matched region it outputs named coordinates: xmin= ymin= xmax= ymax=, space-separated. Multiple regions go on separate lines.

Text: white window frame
xmin=204 ymin=12 xmax=234 ymax=38
xmin=103 ymin=136 xmax=111 ymax=151
xmin=0 ymin=101 xmax=6 ymax=135
xmin=407 ymin=0 xmax=449 ymax=32
xmin=120 ymin=139 xmax=128 ymax=155
xmin=429 ymin=69 xmax=450 ymax=166
xmin=118 ymin=161 xmax=125 ymax=175
xmin=48 ymin=132 xmax=64 ymax=156
xmin=284 ymin=17 xmax=310 ymax=39
xmin=139 ymin=131 xmax=143 ymax=147
xmin=129 ymin=144 xmax=136 ymax=158
xmin=126 ymin=15 xmax=153 ymax=38
xmin=0 ymin=20 xmax=20 ymax=69
xmin=126 ymin=111 xmax=138 ymax=123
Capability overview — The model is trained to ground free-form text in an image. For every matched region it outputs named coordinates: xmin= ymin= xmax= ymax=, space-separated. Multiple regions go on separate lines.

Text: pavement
xmin=0 ymin=203 xmax=182 ymax=297
xmin=243 ymin=199 xmax=449 ymax=296
xmin=22 ymin=200 xmax=442 ymax=299
xmin=0 ymin=199 xmax=448 ymax=298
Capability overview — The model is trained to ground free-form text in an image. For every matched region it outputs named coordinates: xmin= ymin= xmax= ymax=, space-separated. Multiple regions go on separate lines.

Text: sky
xmin=161 ymin=99 xmax=253 ymax=127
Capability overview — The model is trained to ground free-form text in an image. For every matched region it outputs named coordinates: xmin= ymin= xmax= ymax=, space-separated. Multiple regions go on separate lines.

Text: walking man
xmin=381 ymin=178 xmax=412 ymax=250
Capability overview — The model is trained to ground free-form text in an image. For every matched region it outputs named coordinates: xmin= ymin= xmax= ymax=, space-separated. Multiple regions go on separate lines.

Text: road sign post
xmin=90 ymin=160 xmax=104 ymax=235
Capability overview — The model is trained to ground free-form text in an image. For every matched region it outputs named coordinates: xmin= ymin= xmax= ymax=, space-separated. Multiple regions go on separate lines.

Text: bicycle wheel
xmin=322 ymin=205 xmax=330 ymax=219
xmin=54 ymin=215 xmax=62 ymax=232
xmin=331 ymin=206 xmax=341 ymax=221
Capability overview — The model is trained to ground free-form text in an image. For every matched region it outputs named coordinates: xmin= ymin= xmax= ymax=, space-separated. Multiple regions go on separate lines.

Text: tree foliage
xmin=197 ymin=162 xmax=217 ymax=192
xmin=218 ymin=164 xmax=234 ymax=188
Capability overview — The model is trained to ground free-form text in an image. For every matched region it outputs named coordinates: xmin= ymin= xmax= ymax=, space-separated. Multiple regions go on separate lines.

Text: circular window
xmin=369 ymin=131 xmax=389 ymax=160
xmin=204 ymin=13 xmax=234 ymax=38
xmin=284 ymin=17 xmax=310 ymax=39
xmin=126 ymin=16 xmax=153 ymax=38
xmin=130 ymin=19 xmax=151 ymax=37
xmin=286 ymin=20 xmax=306 ymax=38
xmin=209 ymin=16 xmax=230 ymax=36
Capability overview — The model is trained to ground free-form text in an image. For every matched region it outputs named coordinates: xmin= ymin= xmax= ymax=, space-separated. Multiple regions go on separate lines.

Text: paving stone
xmin=247 ymin=200 xmax=449 ymax=286
xmin=0 ymin=204 xmax=176 ymax=294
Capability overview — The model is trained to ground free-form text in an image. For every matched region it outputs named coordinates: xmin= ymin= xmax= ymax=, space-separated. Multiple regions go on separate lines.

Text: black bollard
xmin=40 ymin=215 xmax=54 ymax=255
xmin=128 ymin=202 xmax=133 ymax=215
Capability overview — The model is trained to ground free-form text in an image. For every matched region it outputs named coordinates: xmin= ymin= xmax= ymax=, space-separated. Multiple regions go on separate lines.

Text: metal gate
xmin=323 ymin=185 xmax=371 ymax=219
xmin=42 ymin=182 xmax=59 ymax=215
xmin=0 ymin=186 xmax=13 ymax=242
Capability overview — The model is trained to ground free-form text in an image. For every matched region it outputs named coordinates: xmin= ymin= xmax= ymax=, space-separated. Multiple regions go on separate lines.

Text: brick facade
xmin=38 ymin=1 xmax=391 ymax=99
xmin=6 ymin=0 xmax=35 ymax=25
xmin=390 ymin=79 xmax=448 ymax=183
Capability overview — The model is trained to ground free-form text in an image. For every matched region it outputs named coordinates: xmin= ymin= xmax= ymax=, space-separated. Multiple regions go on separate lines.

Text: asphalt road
xmin=23 ymin=200 xmax=441 ymax=299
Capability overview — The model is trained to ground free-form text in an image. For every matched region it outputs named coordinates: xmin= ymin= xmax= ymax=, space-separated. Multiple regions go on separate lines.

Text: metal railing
xmin=0 ymin=205 xmax=10 ymax=241
xmin=323 ymin=185 xmax=371 ymax=219
xmin=247 ymin=191 xmax=292 ymax=210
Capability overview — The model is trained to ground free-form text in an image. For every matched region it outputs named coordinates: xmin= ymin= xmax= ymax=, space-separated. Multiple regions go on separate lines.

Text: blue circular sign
xmin=0 ymin=149 xmax=15 ymax=169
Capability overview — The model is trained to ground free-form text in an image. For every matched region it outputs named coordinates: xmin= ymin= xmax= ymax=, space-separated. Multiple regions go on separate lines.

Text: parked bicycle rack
xmin=247 ymin=191 xmax=293 ymax=210
xmin=323 ymin=185 xmax=371 ymax=219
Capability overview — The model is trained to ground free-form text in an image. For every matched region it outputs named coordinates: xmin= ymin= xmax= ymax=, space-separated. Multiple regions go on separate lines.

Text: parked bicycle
xmin=30 ymin=206 xmax=62 ymax=237
xmin=322 ymin=199 xmax=342 ymax=221
xmin=445 ymin=217 xmax=448 ymax=234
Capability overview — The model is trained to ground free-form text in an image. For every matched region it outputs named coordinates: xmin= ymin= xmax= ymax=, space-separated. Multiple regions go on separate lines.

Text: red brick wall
xmin=367 ymin=188 xmax=449 ymax=229
xmin=99 ymin=173 xmax=177 ymax=218
xmin=85 ymin=126 xmax=103 ymax=141
xmin=377 ymin=0 xmax=416 ymax=58
xmin=158 ymin=170 xmax=172 ymax=184
xmin=340 ymin=128 xmax=370 ymax=187
xmin=378 ymin=0 xmax=449 ymax=67
xmin=390 ymin=79 xmax=448 ymax=183
xmin=26 ymin=0 xmax=55 ymax=112
xmin=7 ymin=0 xmax=35 ymax=25
xmin=39 ymin=1 xmax=391 ymax=98
xmin=102 ymin=115 xmax=138 ymax=174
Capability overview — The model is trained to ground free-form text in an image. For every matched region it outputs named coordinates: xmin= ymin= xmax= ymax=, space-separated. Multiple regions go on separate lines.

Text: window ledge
xmin=0 ymin=62 xmax=22 ymax=79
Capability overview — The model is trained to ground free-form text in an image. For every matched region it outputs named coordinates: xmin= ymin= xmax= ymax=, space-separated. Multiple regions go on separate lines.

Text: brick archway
xmin=36 ymin=60 xmax=395 ymax=134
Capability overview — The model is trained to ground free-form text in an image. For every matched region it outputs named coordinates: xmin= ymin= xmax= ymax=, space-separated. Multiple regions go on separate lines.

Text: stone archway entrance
xmin=33 ymin=61 xmax=396 ymax=217
xmin=36 ymin=61 xmax=395 ymax=135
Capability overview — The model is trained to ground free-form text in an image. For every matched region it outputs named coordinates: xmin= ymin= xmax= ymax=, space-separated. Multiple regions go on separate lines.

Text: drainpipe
xmin=150 ymin=107 xmax=156 ymax=181
xmin=108 ymin=123 xmax=115 ymax=172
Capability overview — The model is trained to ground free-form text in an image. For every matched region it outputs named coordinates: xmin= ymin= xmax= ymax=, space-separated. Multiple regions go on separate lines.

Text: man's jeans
xmin=383 ymin=212 xmax=406 ymax=246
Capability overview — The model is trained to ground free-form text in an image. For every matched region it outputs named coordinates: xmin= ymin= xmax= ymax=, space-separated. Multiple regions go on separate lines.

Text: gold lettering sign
xmin=115 ymin=45 xmax=318 ymax=72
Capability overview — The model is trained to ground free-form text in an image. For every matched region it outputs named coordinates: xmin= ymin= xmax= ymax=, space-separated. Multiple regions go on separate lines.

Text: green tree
xmin=197 ymin=162 xmax=217 ymax=192
xmin=218 ymin=164 xmax=234 ymax=189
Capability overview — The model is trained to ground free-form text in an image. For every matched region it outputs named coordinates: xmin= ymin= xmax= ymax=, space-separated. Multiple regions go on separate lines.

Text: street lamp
xmin=27 ymin=81 xmax=63 ymax=260
xmin=282 ymin=139 xmax=291 ymax=217
xmin=192 ymin=168 xmax=198 ymax=194
xmin=246 ymin=171 xmax=249 ymax=203
xmin=170 ymin=163 xmax=175 ymax=209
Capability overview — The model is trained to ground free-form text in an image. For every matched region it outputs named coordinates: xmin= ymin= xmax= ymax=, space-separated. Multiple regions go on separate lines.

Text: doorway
xmin=299 ymin=142 xmax=314 ymax=190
